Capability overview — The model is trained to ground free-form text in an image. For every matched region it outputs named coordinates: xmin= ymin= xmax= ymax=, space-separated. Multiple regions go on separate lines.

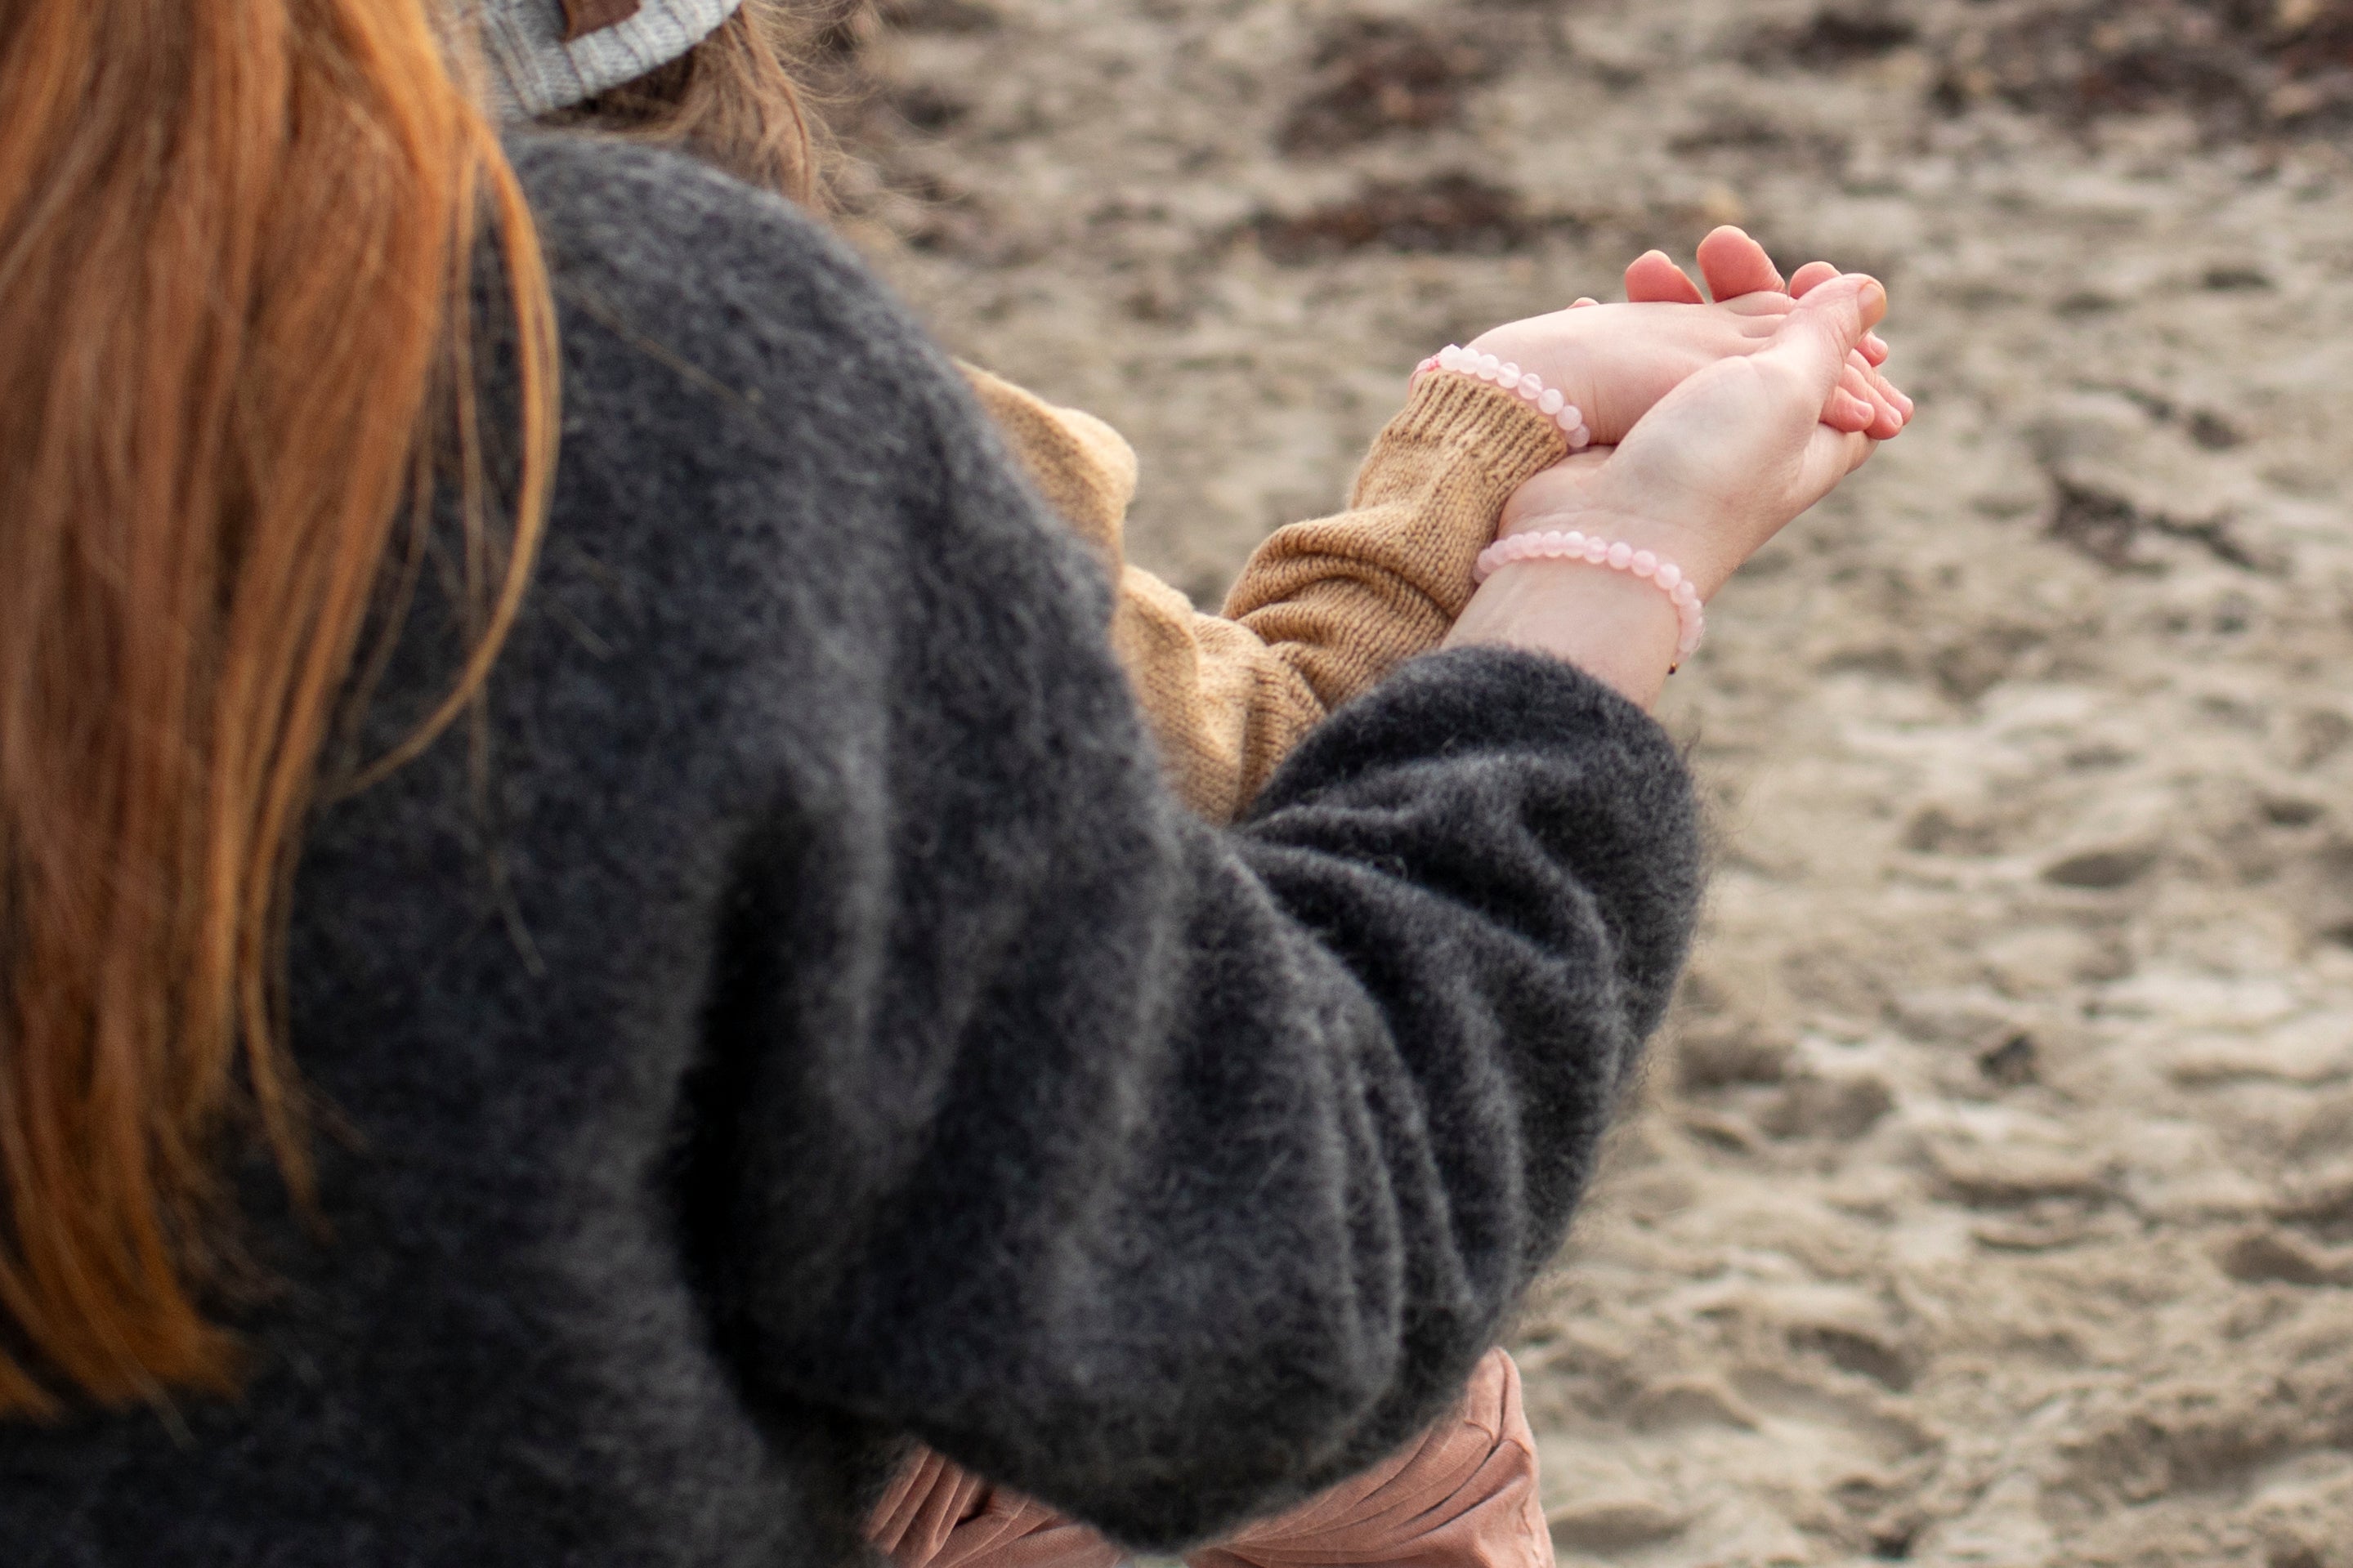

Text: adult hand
xmin=1461 ymin=293 xmax=1885 ymax=444
xmin=1461 ymin=228 xmax=1908 ymax=444
xmin=1443 ymin=274 xmax=1888 ymax=708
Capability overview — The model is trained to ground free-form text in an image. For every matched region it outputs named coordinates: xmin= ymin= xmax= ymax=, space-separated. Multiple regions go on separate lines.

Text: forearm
xmin=1111 ymin=565 xmax=1326 ymax=822
xmin=740 ymin=649 xmax=1700 ymax=1552
xmin=964 ymin=364 xmax=1577 ymax=815
xmin=1443 ymin=558 xmax=1683 ymax=710
xmin=1223 ymin=375 xmax=1566 ymax=713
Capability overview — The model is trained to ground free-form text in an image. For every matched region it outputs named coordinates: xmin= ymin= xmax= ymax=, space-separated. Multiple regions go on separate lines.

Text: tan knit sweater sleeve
xmin=960 ymin=364 xmax=1564 ymax=823
xmin=1220 ymin=374 xmax=1568 ymax=716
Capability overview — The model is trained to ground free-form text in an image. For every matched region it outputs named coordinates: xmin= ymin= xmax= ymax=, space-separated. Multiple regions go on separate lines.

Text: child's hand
xmin=1453 ymin=228 xmax=1910 ymax=444
xmin=1626 ymin=233 xmax=1897 ymax=378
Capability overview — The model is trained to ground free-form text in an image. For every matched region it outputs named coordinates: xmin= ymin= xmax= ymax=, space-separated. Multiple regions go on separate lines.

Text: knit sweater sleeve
xmin=735 ymin=614 xmax=1698 ymax=1555
xmin=503 ymin=140 xmax=1699 ymax=1554
xmin=961 ymin=365 xmax=1564 ymax=824
xmin=1222 ymin=375 xmax=1567 ymax=714
xmin=705 ymin=342 xmax=1691 ymax=1539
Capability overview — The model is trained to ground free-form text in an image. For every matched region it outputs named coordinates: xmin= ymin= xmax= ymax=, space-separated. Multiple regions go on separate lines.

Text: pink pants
xmin=867 ymin=1347 xmax=1551 ymax=1568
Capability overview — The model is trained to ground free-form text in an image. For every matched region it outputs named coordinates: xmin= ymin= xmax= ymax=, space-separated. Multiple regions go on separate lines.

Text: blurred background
xmin=829 ymin=2 xmax=2353 ymax=1561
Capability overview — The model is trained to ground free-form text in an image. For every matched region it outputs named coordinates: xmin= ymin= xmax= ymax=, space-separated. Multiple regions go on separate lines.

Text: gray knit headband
xmin=477 ymin=0 xmax=745 ymax=120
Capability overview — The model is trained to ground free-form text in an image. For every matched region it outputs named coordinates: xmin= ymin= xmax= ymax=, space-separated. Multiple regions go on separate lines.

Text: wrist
xmin=1415 ymin=346 xmax=1593 ymax=449
xmin=1444 ymin=554 xmax=1681 ymax=710
xmin=1495 ymin=499 xmax=1735 ymax=601
xmin=1465 ymin=324 xmax=1601 ymax=437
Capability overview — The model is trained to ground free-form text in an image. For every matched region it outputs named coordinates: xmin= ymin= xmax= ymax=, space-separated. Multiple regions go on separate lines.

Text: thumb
xmin=1759 ymin=274 xmax=1887 ymax=396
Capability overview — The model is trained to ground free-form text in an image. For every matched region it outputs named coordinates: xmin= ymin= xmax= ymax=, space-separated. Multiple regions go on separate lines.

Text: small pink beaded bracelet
xmin=1412 ymin=346 xmax=1592 ymax=449
xmin=1473 ymin=530 xmax=1707 ymax=659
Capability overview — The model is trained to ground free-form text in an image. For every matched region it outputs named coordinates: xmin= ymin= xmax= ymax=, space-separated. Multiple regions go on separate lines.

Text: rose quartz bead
xmin=1478 ymin=353 xmax=1501 ymax=378
xmin=1497 ymin=362 xmax=1519 ymax=383
xmin=1467 ymin=529 xmax=1707 ymax=663
xmin=1537 ymin=388 xmax=1564 ymax=415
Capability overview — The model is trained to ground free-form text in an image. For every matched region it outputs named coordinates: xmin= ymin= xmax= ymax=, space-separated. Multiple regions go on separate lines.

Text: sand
xmin=829 ymin=0 xmax=2353 ymax=1560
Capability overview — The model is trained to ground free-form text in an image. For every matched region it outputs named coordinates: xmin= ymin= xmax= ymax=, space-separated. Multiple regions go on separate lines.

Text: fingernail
xmin=1856 ymin=277 xmax=1888 ymax=315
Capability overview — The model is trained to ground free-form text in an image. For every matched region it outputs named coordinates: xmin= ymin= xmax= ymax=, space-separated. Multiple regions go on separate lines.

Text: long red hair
xmin=0 ymin=0 xmax=557 ymax=1416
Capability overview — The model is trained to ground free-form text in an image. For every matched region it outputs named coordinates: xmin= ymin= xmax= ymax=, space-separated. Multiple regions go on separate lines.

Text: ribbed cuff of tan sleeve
xmin=1218 ymin=373 xmax=1568 ymax=712
xmin=1229 ymin=374 xmax=1567 ymax=625
xmin=1352 ymin=373 xmax=1570 ymax=513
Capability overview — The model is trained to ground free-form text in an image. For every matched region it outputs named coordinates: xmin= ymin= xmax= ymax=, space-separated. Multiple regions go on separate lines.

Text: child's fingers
xmin=1624 ymin=250 xmax=1707 ymax=305
xmin=1850 ymin=350 xmax=1913 ymax=424
xmin=1797 ymin=423 xmax=1880 ymax=504
xmin=1787 ymin=260 xmax=1843 ymax=297
xmin=1758 ymin=275 xmax=1888 ymax=399
xmin=1792 ymin=267 xmax=1899 ymax=400
xmin=1694 ymin=226 xmax=1786 ymax=300
xmin=1876 ymin=363 xmax=1915 ymax=421
xmin=1823 ymin=374 xmax=1878 ymax=435
xmin=1842 ymin=352 xmax=1908 ymax=437
xmin=1822 ymin=397 xmax=1876 ymax=435
xmin=1822 ymin=356 xmax=1884 ymax=432
xmin=1863 ymin=394 xmax=1904 ymax=440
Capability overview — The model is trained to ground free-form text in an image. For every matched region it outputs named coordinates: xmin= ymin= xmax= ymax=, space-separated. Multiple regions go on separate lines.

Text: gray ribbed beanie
xmin=478 ymin=0 xmax=744 ymax=120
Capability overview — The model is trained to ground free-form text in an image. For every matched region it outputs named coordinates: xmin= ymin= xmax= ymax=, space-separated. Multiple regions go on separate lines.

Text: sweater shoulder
xmin=501 ymin=134 xmax=957 ymax=462
xmin=479 ymin=133 xmax=1110 ymax=673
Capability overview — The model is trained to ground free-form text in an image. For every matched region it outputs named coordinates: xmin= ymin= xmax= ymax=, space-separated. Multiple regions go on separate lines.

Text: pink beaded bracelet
xmin=1473 ymin=530 xmax=1707 ymax=659
xmin=1412 ymin=346 xmax=1593 ymax=449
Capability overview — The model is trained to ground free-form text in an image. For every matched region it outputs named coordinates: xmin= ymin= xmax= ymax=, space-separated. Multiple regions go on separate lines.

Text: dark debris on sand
xmin=1249 ymin=172 xmax=1550 ymax=262
xmin=1278 ymin=18 xmax=1499 ymax=154
xmin=1928 ymin=0 xmax=2353 ymax=139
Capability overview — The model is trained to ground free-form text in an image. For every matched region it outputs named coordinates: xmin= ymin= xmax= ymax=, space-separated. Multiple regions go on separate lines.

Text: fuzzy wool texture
xmin=0 ymin=136 xmax=1699 ymax=1567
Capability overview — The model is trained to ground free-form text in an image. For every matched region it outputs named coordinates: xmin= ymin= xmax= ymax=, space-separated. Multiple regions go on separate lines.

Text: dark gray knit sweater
xmin=0 ymin=136 xmax=1699 ymax=1567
